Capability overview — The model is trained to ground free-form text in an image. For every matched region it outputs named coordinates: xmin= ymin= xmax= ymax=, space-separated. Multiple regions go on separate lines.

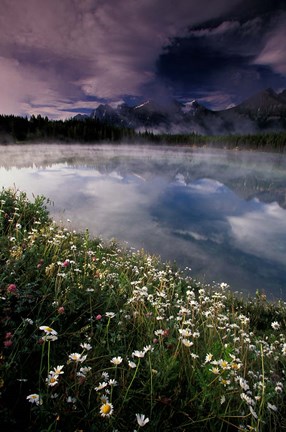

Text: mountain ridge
xmin=75 ymin=88 xmax=286 ymax=135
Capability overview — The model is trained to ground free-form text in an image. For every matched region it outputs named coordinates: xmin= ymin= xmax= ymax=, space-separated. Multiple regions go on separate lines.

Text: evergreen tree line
xmin=0 ymin=113 xmax=286 ymax=152
xmin=0 ymin=114 xmax=136 ymax=143
xmin=139 ymin=131 xmax=286 ymax=152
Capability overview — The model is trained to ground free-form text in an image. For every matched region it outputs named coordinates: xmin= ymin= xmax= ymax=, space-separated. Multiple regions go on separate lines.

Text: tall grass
xmin=0 ymin=188 xmax=285 ymax=431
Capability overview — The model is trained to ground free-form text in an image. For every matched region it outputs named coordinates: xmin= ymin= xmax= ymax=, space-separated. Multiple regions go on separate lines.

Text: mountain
xmin=76 ymin=88 xmax=286 ymax=135
xmin=73 ymin=114 xmax=89 ymax=121
xmin=278 ymin=90 xmax=286 ymax=103
xmin=228 ymin=88 xmax=286 ymax=131
xmin=232 ymin=88 xmax=286 ymax=117
xmin=90 ymin=104 xmax=126 ymax=127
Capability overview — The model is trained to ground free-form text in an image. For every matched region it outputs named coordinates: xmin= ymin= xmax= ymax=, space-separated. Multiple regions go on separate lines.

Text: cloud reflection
xmin=0 ymin=145 xmax=286 ymax=298
xmin=158 ymin=176 xmax=286 ymax=265
xmin=228 ymin=201 xmax=286 ymax=265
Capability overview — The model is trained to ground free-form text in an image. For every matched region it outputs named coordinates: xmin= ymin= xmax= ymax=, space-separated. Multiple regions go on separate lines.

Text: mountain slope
xmin=76 ymin=88 xmax=286 ymax=135
xmin=232 ymin=88 xmax=286 ymax=117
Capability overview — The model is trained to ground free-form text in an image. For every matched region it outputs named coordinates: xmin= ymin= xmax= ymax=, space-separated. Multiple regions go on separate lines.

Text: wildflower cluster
xmin=0 ymin=188 xmax=286 ymax=431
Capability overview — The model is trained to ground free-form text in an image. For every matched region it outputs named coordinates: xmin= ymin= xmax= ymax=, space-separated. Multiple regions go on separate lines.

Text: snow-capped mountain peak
xmin=74 ymin=87 xmax=286 ymax=135
xmin=182 ymin=100 xmax=201 ymax=113
xmin=134 ymin=100 xmax=151 ymax=110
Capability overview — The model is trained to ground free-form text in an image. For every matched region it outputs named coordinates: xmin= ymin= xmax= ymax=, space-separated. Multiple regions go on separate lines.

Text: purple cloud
xmin=253 ymin=12 xmax=286 ymax=75
xmin=0 ymin=0 xmax=241 ymax=118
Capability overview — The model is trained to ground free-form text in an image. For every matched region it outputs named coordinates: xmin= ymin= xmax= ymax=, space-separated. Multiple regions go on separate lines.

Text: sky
xmin=0 ymin=0 xmax=286 ymax=118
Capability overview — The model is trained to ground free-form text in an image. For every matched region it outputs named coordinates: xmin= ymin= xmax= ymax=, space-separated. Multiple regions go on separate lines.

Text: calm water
xmin=1 ymin=144 xmax=286 ymax=299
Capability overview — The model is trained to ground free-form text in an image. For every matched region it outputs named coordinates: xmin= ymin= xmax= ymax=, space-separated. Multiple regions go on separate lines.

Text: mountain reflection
xmin=1 ymin=144 xmax=285 ymax=208
xmin=0 ymin=144 xmax=286 ymax=298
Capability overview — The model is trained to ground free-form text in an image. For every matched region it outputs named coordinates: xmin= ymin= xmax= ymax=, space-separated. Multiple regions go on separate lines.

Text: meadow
xmin=0 ymin=188 xmax=286 ymax=431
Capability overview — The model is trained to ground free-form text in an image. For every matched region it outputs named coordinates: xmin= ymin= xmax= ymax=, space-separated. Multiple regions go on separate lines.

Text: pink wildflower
xmin=7 ymin=284 xmax=17 ymax=293
xmin=5 ymin=332 xmax=13 ymax=339
xmin=37 ymin=259 xmax=44 ymax=268
xmin=4 ymin=340 xmax=13 ymax=347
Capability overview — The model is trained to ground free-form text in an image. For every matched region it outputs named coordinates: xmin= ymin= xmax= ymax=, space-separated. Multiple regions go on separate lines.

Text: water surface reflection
xmin=0 ymin=144 xmax=286 ymax=299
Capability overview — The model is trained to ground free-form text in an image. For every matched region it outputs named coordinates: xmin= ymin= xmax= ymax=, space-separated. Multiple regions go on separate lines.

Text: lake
xmin=1 ymin=144 xmax=286 ymax=299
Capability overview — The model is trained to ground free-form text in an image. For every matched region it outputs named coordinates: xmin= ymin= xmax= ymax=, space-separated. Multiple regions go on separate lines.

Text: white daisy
xmin=136 ymin=413 xmax=150 ymax=427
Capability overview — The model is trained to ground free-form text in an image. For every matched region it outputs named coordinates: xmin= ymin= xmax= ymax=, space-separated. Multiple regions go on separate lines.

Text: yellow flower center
xmin=101 ymin=404 xmax=111 ymax=414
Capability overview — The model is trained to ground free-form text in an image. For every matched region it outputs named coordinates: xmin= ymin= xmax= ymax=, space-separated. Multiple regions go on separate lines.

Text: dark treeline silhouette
xmin=140 ymin=131 xmax=286 ymax=152
xmin=0 ymin=114 xmax=135 ymax=143
xmin=0 ymin=114 xmax=286 ymax=152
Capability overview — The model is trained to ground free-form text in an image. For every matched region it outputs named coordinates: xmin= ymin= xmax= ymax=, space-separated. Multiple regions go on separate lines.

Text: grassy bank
xmin=0 ymin=188 xmax=286 ymax=431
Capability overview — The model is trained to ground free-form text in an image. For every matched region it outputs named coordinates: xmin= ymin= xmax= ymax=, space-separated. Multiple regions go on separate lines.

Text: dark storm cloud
xmin=0 ymin=0 xmax=242 ymax=117
xmin=0 ymin=0 xmax=285 ymax=116
xmin=157 ymin=3 xmax=286 ymax=109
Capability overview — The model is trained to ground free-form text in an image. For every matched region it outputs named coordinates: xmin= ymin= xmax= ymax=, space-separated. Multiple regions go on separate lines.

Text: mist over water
xmin=1 ymin=143 xmax=286 ymax=299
